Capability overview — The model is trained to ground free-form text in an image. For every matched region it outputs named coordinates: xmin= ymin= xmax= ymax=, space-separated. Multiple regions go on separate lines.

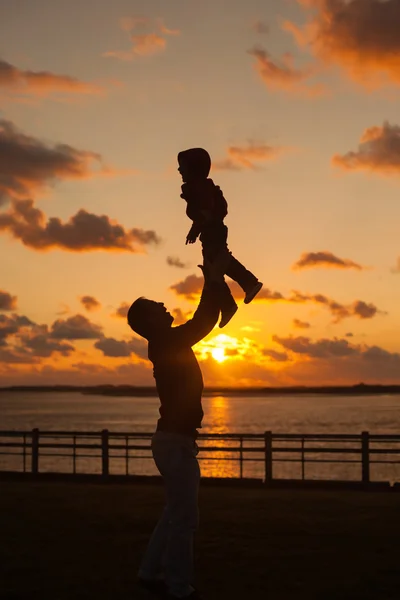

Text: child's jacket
xmin=181 ymin=178 xmax=228 ymax=226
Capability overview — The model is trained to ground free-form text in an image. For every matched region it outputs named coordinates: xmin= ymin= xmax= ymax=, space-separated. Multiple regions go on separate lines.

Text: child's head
xmin=177 ymin=148 xmax=211 ymax=182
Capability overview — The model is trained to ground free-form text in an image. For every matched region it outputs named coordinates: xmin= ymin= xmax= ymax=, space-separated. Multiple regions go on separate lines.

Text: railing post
xmin=361 ymin=431 xmax=370 ymax=484
xmin=31 ymin=428 xmax=39 ymax=474
xmin=239 ymin=436 xmax=243 ymax=479
xmin=73 ymin=435 xmax=76 ymax=475
xmin=125 ymin=435 xmax=129 ymax=476
xmin=23 ymin=432 xmax=27 ymax=473
xmin=264 ymin=431 xmax=273 ymax=485
xmin=101 ymin=429 xmax=109 ymax=477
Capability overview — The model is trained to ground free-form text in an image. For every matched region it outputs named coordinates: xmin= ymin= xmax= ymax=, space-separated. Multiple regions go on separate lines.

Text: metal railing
xmin=1 ymin=429 xmax=400 ymax=485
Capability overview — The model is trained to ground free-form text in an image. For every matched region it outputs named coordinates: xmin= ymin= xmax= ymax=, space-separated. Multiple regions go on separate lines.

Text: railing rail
xmin=1 ymin=429 xmax=400 ymax=484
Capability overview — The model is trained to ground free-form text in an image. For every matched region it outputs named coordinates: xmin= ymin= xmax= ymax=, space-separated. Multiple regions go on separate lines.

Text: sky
xmin=2 ymin=0 xmax=400 ymax=387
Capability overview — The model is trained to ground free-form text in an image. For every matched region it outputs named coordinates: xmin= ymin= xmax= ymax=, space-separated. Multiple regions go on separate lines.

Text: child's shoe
xmin=244 ymin=281 xmax=263 ymax=304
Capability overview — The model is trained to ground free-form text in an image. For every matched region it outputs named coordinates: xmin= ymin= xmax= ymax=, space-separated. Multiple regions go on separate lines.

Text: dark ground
xmin=1 ymin=480 xmax=400 ymax=599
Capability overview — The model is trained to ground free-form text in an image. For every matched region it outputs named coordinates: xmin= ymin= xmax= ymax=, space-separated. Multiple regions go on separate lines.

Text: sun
xmin=195 ymin=333 xmax=240 ymax=363
xmin=211 ymin=347 xmax=226 ymax=363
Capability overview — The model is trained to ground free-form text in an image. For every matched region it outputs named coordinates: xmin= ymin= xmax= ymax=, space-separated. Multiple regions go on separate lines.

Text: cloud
xmin=50 ymin=314 xmax=104 ymax=340
xmin=119 ymin=16 xmax=180 ymax=36
xmin=271 ymin=334 xmax=400 ymax=381
xmin=273 ymin=334 xmax=357 ymax=358
xmin=0 ymin=191 xmax=8 ymax=207
xmin=289 ymin=290 xmax=382 ymax=323
xmin=391 ymin=257 xmax=400 ymax=274
xmin=241 ymin=325 xmax=261 ymax=333
xmin=352 ymin=300 xmax=379 ymax=319
xmin=247 ymin=45 xmax=325 ymax=96
xmin=292 ymin=251 xmax=364 ymax=270
xmin=0 ymin=314 xmax=33 ymax=343
xmin=170 ymin=274 xmax=382 ymax=323
xmin=119 ymin=16 xmax=149 ymax=31
xmin=0 ymin=360 xmax=153 ymax=387
xmin=94 ymin=336 xmax=147 ymax=359
xmin=169 ymin=274 xmax=203 ymax=301
xmin=213 ymin=141 xmax=285 ymax=171
xmin=80 ymin=296 xmax=101 ymax=312
xmin=113 ymin=302 xmax=130 ymax=319
xmin=0 ymin=58 xmax=102 ymax=98
xmin=261 ymin=349 xmax=289 ymax=362
xmin=285 ymin=0 xmax=400 ymax=88
xmin=167 ymin=255 xmax=189 ymax=269
xmin=23 ymin=332 xmax=75 ymax=357
xmin=198 ymin=354 xmax=282 ymax=387
xmin=0 ymin=346 xmax=41 ymax=364
xmin=195 ymin=333 xmax=268 ymax=365
xmin=251 ymin=20 xmax=269 ymax=35
xmin=0 ymin=199 xmax=161 ymax=252
xmin=104 ymin=16 xmax=179 ymax=61
xmin=104 ymin=34 xmax=166 ymax=60
xmin=0 ymin=290 xmax=17 ymax=311
xmin=56 ymin=303 xmax=70 ymax=316
xmin=171 ymin=307 xmax=193 ymax=325
xmin=0 ymin=315 xmax=76 ymax=362
xmin=157 ymin=19 xmax=181 ymax=36
xmin=229 ymin=283 xmax=285 ymax=302
xmin=0 ymin=118 xmax=116 ymax=202
xmin=293 ymin=318 xmax=310 ymax=329
xmin=333 ymin=122 xmax=400 ymax=176
xmin=1 ymin=309 xmax=400 ymax=385
xmin=362 ymin=345 xmax=400 ymax=364
xmin=4 ymin=337 xmax=400 ymax=385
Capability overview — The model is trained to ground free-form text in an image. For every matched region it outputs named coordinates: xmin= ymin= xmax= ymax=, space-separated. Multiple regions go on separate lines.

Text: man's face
xmin=145 ymin=300 xmax=174 ymax=329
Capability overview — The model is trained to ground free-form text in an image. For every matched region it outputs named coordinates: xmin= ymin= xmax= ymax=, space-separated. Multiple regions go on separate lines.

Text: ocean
xmin=1 ymin=391 xmax=399 ymax=481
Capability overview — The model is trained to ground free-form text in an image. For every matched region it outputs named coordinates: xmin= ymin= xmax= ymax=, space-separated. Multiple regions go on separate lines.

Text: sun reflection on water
xmin=200 ymin=395 xmax=238 ymax=478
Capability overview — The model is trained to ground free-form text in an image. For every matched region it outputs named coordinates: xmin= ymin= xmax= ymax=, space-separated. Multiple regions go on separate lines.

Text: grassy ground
xmin=1 ymin=481 xmax=400 ymax=600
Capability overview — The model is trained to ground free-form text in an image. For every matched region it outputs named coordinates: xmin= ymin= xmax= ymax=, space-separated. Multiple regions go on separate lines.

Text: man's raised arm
xmin=171 ymin=273 xmax=221 ymax=347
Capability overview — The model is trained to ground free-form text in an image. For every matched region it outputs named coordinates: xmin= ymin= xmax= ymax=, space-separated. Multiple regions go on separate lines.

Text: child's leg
xmin=200 ymin=222 xmax=228 ymax=262
xmin=203 ymin=245 xmax=237 ymax=312
xmin=200 ymin=223 xmax=260 ymax=294
xmin=227 ymin=255 xmax=263 ymax=304
xmin=225 ymin=255 xmax=259 ymax=292
xmin=201 ymin=230 xmax=237 ymax=327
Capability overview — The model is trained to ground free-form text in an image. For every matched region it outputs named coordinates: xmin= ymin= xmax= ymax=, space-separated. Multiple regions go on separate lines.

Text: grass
xmin=1 ymin=480 xmax=400 ymax=599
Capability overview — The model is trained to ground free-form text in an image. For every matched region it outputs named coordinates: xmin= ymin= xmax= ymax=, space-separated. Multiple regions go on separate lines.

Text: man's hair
xmin=127 ymin=297 xmax=151 ymax=339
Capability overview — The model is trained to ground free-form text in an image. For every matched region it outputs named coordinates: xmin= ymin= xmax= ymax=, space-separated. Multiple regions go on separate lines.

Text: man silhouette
xmin=127 ymin=258 xmax=229 ymax=599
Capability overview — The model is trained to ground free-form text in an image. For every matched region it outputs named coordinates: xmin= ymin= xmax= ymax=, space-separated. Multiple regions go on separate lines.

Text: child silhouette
xmin=178 ymin=147 xmax=263 ymax=327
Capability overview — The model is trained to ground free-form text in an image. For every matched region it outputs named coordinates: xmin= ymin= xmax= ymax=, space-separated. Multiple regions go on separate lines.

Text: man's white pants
xmin=138 ymin=431 xmax=200 ymax=598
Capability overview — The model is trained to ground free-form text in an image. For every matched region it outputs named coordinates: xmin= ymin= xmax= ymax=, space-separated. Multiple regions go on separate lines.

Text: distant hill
xmin=1 ymin=383 xmax=400 ymax=396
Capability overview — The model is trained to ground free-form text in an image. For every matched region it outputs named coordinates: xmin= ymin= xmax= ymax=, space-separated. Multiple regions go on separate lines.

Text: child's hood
xmin=177 ymin=148 xmax=211 ymax=178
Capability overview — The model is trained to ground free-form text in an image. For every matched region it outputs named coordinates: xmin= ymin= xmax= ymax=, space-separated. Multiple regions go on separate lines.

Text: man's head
xmin=127 ymin=297 xmax=174 ymax=339
xmin=177 ymin=148 xmax=211 ymax=182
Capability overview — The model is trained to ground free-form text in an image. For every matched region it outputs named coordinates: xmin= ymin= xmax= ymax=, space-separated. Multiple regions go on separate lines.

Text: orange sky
xmin=2 ymin=0 xmax=400 ymax=386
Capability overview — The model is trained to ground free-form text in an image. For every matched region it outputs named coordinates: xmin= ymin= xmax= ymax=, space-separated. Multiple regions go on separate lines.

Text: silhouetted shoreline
xmin=1 ymin=383 xmax=400 ymax=396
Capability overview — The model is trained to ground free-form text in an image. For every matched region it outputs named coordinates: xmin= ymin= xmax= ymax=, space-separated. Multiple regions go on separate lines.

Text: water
xmin=1 ymin=391 xmax=400 ymax=482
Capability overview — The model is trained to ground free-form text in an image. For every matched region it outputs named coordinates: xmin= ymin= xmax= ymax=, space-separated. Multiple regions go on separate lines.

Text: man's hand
xmin=199 ymin=251 xmax=231 ymax=284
